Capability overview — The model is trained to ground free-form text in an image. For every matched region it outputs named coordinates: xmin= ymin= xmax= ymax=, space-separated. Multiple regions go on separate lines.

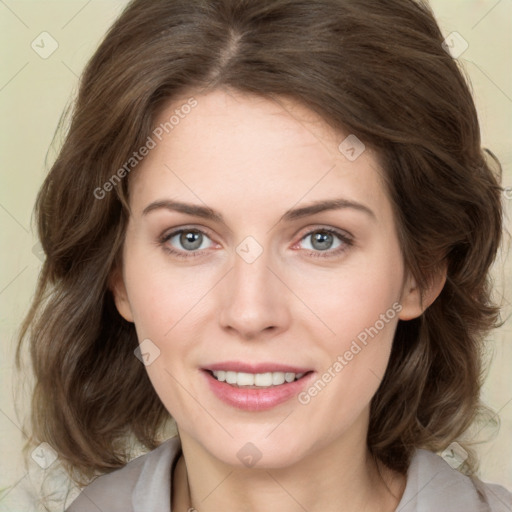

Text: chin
xmin=197 ymin=432 xmax=310 ymax=470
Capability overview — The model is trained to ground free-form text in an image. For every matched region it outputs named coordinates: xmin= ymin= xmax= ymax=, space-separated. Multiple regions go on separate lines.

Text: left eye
xmin=298 ymin=229 xmax=349 ymax=254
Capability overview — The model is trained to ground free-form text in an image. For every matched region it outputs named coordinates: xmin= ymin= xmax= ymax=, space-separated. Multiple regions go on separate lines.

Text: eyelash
xmin=159 ymin=226 xmax=353 ymax=260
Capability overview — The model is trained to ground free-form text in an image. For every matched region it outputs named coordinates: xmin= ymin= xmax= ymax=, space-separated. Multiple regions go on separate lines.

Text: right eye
xmin=160 ymin=227 xmax=216 ymax=258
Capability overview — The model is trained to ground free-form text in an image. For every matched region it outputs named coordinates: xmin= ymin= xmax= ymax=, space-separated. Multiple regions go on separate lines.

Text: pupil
xmin=312 ymin=231 xmax=332 ymax=250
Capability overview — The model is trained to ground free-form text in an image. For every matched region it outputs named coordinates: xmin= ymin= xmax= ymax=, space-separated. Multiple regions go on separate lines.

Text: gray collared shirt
xmin=66 ymin=436 xmax=512 ymax=511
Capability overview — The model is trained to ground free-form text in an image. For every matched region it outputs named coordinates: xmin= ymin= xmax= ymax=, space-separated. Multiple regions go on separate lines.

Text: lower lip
xmin=202 ymin=370 xmax=315 ymax=411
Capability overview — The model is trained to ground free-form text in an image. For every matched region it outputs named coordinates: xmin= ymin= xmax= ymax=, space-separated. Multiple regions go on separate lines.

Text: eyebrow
xmin=142 ymin=198 xmax=376 ymax=223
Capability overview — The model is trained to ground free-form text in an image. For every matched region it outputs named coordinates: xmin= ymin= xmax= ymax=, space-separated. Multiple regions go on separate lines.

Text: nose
xmin=217 ymin=244 xmax=291 ymax=341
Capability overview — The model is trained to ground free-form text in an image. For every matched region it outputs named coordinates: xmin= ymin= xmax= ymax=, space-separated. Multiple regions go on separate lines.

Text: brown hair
xmin=16 ymin=0 xmax=504 ymax=486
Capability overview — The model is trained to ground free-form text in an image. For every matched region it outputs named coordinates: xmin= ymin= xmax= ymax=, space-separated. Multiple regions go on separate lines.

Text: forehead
xmin=128 ymin=89 xmax=389 ymax=219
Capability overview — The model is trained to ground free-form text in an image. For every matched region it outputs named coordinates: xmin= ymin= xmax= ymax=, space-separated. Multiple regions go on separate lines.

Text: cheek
xmin=292 ymin=241 xmax=404 ymax=343
xmin=122 ymin=249 xmax=202 ymax=418
xmin=123 ymin=243 xmax=213 ymax=338
xmin=291 ymin=238 xmax=403 ymax=404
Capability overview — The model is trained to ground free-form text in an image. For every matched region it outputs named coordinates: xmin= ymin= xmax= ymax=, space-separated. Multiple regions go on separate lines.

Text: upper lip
xmin=203 ymin=361 xmax=313 ymax=374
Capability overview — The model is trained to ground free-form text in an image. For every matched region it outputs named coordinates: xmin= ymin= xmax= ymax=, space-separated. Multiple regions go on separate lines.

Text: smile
xmin=202 ymin=364 xmax=315 ymax=411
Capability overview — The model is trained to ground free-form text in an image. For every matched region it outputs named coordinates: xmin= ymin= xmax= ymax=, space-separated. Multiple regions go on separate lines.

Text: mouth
xmin=201 ymin=363 xmax=316 ymax=411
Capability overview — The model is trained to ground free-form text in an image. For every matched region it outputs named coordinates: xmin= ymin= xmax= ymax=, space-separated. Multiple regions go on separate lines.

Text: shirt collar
xmin=396 ymin=448 xmax=488 ymax=511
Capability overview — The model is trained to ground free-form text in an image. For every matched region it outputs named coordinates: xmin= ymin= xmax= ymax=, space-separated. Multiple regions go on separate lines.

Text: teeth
xmin=285 ymin=372 xmax=295 ymax=383
xmin=212 ymin=370 xmax=306 ymax=387
xmin=272 ymin=372 xmax=285 ymax=385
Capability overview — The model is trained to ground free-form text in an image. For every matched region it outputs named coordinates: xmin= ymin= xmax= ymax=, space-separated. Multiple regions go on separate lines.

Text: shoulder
xmin=65 ymin=436 xmax=181 ymax=512
xmin=472 ymin=476 xmax=512 ymax=512
xmin=397 ymin=448 xmax=512 ymax=512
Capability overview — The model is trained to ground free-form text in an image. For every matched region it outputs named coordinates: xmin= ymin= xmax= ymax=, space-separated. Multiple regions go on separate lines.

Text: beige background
xmin=0 ymin=0 xmax=511 ymax=510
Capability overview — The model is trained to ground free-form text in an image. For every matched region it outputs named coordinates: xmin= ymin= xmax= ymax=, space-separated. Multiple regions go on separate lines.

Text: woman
xmin=16 ymin=0 xmax=511 ymax=510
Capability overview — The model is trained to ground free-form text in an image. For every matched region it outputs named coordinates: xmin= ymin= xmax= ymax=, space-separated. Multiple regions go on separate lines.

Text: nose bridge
xmin=233 ymin=244 xmax=273 ymax=298
xmin=218 ymin=238 xmax=289 ymax=338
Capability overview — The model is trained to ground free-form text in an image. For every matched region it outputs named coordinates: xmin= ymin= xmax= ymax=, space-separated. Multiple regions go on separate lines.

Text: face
xmin=112 ymin=88 xmax=427 ymax=469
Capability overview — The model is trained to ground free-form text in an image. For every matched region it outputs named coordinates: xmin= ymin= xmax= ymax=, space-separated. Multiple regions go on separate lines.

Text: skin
xmin=111 ymin=88 xmax=446 ymax=512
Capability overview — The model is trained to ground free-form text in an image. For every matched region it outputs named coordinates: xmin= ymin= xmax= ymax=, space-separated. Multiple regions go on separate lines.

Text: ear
xmin=398 ymin=262 xmax=447 ymax=321
xmin=108 ymin=266 xmax=134 ymax=323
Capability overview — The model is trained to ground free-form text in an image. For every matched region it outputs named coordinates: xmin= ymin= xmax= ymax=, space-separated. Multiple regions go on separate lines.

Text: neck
xmin=172 ymin=418 xmax=405 ymax=512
